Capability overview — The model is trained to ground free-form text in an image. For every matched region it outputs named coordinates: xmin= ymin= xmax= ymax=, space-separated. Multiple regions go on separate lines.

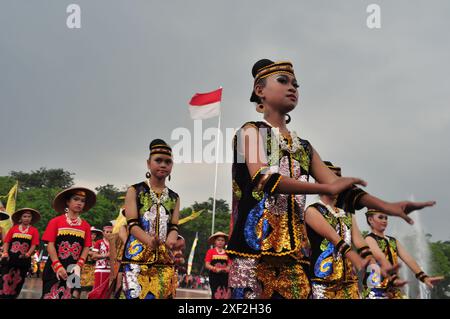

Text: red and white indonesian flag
xmin=188 ymin=87 xmax=222 ymax=120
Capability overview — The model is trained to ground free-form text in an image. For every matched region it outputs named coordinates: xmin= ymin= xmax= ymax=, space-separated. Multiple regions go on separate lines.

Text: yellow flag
xmin=187 ymin=232 xmax=199 ymax=276
xmin=178 ymin=209 xmax=204 ymax=225
xmin=0 ymin=181 xmax=18 ymax=232
xmin=112 ymin=207 xmax=127 ymax=233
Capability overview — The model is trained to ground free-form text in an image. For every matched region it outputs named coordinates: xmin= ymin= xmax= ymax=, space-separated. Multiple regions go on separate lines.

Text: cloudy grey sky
xmin=1 ymin=1 xmax=449 ymax=240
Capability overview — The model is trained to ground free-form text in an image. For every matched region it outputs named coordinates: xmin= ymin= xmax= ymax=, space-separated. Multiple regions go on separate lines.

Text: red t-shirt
xmin=4 ymin=224 xmax=40 ymax=246
xmin=42 ymin=214 xmax=92 ymax=247
xmin=204 ymin=248 xmax=231 ymax=269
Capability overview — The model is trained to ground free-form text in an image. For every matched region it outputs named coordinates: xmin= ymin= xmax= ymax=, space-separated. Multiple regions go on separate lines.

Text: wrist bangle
xmin=357 ymin=245 xmax=369 ymax=254
xmin=357 ymin=245 xmax=371 ymax=257
xmin=335 ymin=239 xmax=351 ymax=255
xmin=415 ymin=271 xmax=425 ymax=279
xmin=77 ymin=257 xmax=86 ymax=267
xmin=416 ymin=271 xmax=428 ymax=283
xmin=126 ymin=218 xmax=139 ymax=225
xmin=128 ymin=222 xmax=140 ymax=232
xmin=51 ymin=260 xmax=61 ymax=266
xmin=51 ymin=260 xmax=63 ymax=272
xmin=360 ymin=251 xmax=371 ymax=258
xmin=419 ymin=275 xmax=429 ymax=283
xmin=341 ymin=244 xmax=351 ymax=255
xmin=52 ymin=263 xmax=63 ymax=273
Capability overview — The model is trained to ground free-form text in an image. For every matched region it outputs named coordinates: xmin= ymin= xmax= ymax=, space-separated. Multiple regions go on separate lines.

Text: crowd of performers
xmin=0 ymin=58 xmax=444 ymax=299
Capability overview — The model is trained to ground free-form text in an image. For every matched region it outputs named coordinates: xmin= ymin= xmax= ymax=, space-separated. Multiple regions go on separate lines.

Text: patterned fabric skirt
xmin=209 ymin=272 xmax=231 ymax=299
xmin=229 ymin=257 xmax=261 ymax=299
xmin=229 ymin=256 xmax=311 ymax=299
xmin=363 ymin=287 xmax=404 ymax=299
xmin=0 ymin=258 xmax=31 ymax=299
xmin=41 ymin=261 xmax=73 ymax=299
xmin=122 ymin=263 xmax=177 ymax=299
xmin=311 ymin=281 xmax=360 ymax=299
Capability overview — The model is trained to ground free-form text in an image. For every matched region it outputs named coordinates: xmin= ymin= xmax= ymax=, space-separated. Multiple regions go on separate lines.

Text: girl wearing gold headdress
xmin=121 ymin=139 xmax=181 ymax=299
xmin=226 ymin=58 xmax=436 ymax=299
xmin=306 ymin=162 xmax=400 ymax=299
xmin=363 ymin=209 xmax=444 ymax=299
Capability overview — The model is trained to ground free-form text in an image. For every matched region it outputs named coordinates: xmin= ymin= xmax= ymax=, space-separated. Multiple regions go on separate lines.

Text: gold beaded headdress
xmin=250 ymin=59 xmax=296 ymax=102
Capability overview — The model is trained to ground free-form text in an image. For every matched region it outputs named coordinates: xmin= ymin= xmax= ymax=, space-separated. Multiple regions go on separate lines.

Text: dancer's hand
xmin=345 ymin=250 xmax=368 ymax=272
xmin=379 ymin=259 xmax=401 ymax=278
xmin=165 ymin=231 xmax=178 ymax=250
xmin=326 ymin=177 xmax=367 ymax=196
xmin=383 ymin=201 xmax=436 ymax=225
xmin=391 ymin=278 xmax=408 ymax=288
xmin=145 ymin=235 xmax=158 ymax=250
xmin=56 ymin=267 xmax=68 ymax=281
xmin=424 ymin=276 xmax=444 ymax=289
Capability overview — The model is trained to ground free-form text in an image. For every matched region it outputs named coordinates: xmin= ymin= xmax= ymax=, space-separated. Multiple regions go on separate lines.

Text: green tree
xmin=429 ymin=240 xmax=450 ymax=299
xmin=95 ymin=184 xmax=126 ymax=207
xmin=10 ymin=168 xmax=74 ymax=191
xmin=15 ymin=187 xmax=60 ymax=242
xmin=0 ymin=176 xmax=17 ymax=198
xmin=82 ymin=194 xmax=119 ymax=229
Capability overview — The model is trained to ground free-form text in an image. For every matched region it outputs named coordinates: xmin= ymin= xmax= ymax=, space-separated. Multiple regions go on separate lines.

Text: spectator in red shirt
xmin=204 ymin=231 xmax=231 ymax=299
xmin=41 ymin=187 xmax=95 ymax=299
xmin=0 ymin=208 xmax=40 ymax=298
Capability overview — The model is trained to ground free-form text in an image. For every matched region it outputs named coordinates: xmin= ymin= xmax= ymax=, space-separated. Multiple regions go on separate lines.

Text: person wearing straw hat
xmin=121 ymin=139 xmax=181 ymax=299
xmin=0 ymin=208 xmax=40 ymax=298
xmin=41 ymin=186 xmax=95 ymax=299
xmin=205 ymin=231 xmax=231 ymax=299
xmin=363 ymin=209 xmax=444 ymax=299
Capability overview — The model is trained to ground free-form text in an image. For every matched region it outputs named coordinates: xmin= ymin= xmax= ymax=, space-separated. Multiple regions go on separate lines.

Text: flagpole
xmin=211 ymin=111 xmax=221 ymax=236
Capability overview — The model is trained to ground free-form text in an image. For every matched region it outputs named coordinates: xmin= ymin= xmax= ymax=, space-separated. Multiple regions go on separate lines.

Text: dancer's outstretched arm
xmin=310 ymin=147 xmax=435 ymax=224
xmin=359 ymin=196 xmax=435 ymax=225
xmin=397 ymin=241 xmax=444 ymax=289
xmin=240 ymin=125 xmax=366 ymax=196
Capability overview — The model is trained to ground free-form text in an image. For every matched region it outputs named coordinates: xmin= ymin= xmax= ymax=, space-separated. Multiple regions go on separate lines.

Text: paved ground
xmin=18 ymin=277 xmax=211 ymax=299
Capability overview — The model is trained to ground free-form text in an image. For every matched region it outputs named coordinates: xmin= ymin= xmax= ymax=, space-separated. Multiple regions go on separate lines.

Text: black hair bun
xmin=149 ymin=139 xmax=168 ymax=150
xmin=252 ymin=59 xmax=275 ymax=78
